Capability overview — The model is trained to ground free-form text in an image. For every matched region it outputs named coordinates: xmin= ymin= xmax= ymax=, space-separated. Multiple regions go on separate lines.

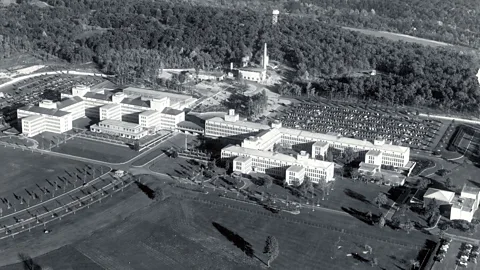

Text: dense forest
xmin=0 ymin=0 xmax=479 ymax=112
xmin=178 ymin=0 xmax=480 ymax=49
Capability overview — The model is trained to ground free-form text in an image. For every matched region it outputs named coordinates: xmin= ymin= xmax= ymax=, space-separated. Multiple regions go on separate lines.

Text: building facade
xmin=90 ymin=119 xmax=148 ymax=139
xmin=222 ymin=146 xmax=334 ymax=185
xmin=205 ymin=109 xmax=411 ymax=168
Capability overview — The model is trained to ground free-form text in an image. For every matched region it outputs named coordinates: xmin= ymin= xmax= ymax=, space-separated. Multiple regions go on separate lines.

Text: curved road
xmin=0 ymin=70 xmax=115 ymax=90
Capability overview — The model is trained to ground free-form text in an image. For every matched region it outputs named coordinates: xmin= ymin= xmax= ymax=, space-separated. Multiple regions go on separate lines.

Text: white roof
xmin=424 ymin=188 xmax=455 ymax=203
xmin=101 ymin=103 xmax=120 ymax=110
xmin=207 ymin=117 xmax=269 ymax=131
xmin=139 ymin=110 xmax=158 ymax=116
xmin=287 ymin=165 xmax=304 ymax=173
xmin=99 ymin=119 xmax=141 ymax=129
xmin=222 ymin=145 xmax=333 ymax=170
xmin=234 ymin=156 xmax=252 ymax=163
xmin=279 ymin=127 xmax=409 ymax=154
xmin=23 ymin=115 xmax=44 ymax=121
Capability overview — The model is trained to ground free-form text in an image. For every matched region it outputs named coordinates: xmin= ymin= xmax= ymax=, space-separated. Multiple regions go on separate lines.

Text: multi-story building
xmin=139 ymin=110 xmax=162 ymax=131
xmin=90 ymin=119 xmax=148 ymax=140
xmin=99 ymin=104 xmax=122 ymax=121
xmin=18 ymin=100 xmax=73 ymax=135
xmin=222 ymin=146 xmax=334 ymax=185
xmin=205 ymin=109 xmax=412 ymax=169
xmin=21 ymin=115 xmax=45 ymax=137
xmin=18 ymin=84 xmax=195 ymax=137
xmin=241 ymin=128 xmax=282 ymax=151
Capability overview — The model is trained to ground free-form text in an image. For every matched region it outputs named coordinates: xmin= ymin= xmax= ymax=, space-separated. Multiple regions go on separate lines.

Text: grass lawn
xmin=0 ymin=147 xmax=96 ymax=213
xmin=0 ymin=172 xmax=436 ymax=270
xmin=50 ymin=137 xmax=139 ymax=163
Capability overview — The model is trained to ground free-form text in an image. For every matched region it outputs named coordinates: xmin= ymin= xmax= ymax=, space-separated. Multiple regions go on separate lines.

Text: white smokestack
xmin=230 ymin=62 xmax=233 ymax=70
xmin=263 ymin=43 xmax=268 ymax=70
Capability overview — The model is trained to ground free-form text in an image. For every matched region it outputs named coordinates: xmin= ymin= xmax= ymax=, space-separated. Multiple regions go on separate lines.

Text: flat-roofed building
xmin=222 ymin=146 xmax=334 ymax=184
xmin=160 ymin=108 xmax=185 ymax=131
xmin=122 ymin=87 xmax=196 ymax=110
xmin=21 ymin=115 xmax=45 ymax=137
xmin=17 ymin=104 xmax=72 ymax=136
xmin=56 ymin=97 xmax=85 ymax=120
xmin=286 ymin=165 xmax=305 ymax=186
xmin=100 ymin=104 xmax=122 ymax=121
xmin=232 ymin=156 xmax=253 ymax=174
xmin=139 ymin=110 xmax=162 ymax=131
xmin=241 ymin=128 xmax=282 ymax=151
xmin=312 ymin=141 xmax=329 ymax=159
xmin=451 ymin=197 xmax=476 ymax=222
xmin=90 ymin=119 xmax=148 ymax=139
xmin=238 ymin=68 xmax=266 ymax=82
xmin=205 ymin=109 xmax=411 ymax=168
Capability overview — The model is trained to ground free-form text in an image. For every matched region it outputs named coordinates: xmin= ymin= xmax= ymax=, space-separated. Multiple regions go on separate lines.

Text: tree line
xmin=0 ymin=0 xmax=479 ymax=112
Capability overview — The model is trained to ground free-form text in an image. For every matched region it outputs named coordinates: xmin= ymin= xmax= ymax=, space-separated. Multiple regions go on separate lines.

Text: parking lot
xmin=278 ymin=101 xmax=443 ymax=149
xmin=0 ymin=74 xmax=105 ymax=123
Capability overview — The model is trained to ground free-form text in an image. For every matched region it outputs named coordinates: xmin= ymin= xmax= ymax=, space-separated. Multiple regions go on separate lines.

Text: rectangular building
xmin=17 ymin=105 xmax=72 ymax=136
xmin=160 ymin=108 xmax=185 ymax=131
xmin=222 ymin=145 xmax=334 ymax=185
xmin=139 ymin=110 xmax=162 ymax=130
xmin=21 ymin=115 xmax=45 ymax=137
xmin=100 ymin=104 xmax=122 ymax=121
xmin=90 ymin=119 xmax=148 ymax=140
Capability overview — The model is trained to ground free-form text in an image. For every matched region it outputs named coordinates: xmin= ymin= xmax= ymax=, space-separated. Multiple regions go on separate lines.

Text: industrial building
xmin=206 ymin=109 xmax=412 ymax=170
xmin=231 ymin=43 xmax=269 ymax=83
xmin=17 ymin=85 xmax=196 ymax=137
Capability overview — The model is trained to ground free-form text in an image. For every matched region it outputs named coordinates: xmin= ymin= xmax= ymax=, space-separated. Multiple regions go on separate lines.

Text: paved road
xmin=0 ymin=70 xmax=114 ymax=90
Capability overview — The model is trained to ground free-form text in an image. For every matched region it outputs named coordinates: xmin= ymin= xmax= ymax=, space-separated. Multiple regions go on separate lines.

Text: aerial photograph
xmin=0 ymin=0 xmax=480 ymax=269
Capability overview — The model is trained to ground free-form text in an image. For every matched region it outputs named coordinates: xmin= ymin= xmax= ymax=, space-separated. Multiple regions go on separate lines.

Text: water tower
xmin=272 ymin=10 xmax=279 ymax=25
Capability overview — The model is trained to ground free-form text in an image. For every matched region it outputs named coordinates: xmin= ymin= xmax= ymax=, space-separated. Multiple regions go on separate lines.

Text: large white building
xmin=450 ymin=185 xmax=480 ymax=222
xmin=18 ymin=85 xmax=196 ymax=137
xmin=90 ymin=119 xmax=148 ymax=140
xmin=222 ymin=145 xmax=334 ymax=185
xmin=206 ymin=109 xmax=412 ymax=169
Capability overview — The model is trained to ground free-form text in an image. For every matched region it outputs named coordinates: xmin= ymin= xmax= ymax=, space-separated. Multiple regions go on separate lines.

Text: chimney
xmin=230 ymin=62 xmax=233 ymax=70
xmin=263 ymin=43 xmax=268 ymax=70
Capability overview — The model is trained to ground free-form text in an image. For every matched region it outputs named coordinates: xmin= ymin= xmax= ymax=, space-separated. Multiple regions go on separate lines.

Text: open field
xmin=0 ymin=182 xmax=433 ymax=270
xmin=343 ymin=27 xmax=453 ymax=48
xmin=0 ymin=177 xmax=152 ymax=268
xmin=0 ymin=147 xmax=97 ymax=212
xmin=49 ymin=137 xmax=139 ymax=163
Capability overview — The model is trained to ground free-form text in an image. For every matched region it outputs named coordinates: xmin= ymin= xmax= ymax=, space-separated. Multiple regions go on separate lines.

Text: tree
xmin=365 ymin=211 xmax=373 ymax=223
xmin=445 ymin=177 xmax=453 ymax=189
xmin=399 ymin=204 xmax=408 ymax=216
xmin=350 ymin=169 xmax=360 ymax=181
xmin=317 ymin=178 xmax=329 ymax=200
xmin=418 ymin=178 xmax=431 ymax=189
xmin=264 ymin=177 xmax=273 ymax=189
xmin=326 ymin=150 xmax=334 ymax=162
xmin=402 ymin=220 xmax=414 ymax=234
xmin=378 ymin=214 xmax=386 ymax=228
xmin=171 ymin=150 xmax=179 ymax=159
xmin=424 ymin=198 xmax=439 ymax=218
xmin=264 ymin=236 xmax=279 ymax=267
xmin=304 ymin=177 xmax=314 ymax=198
xmin=342 ymin=147 xmax=358 ymax=164
xmin=373 ymin=193 xmax=388 ymax=208
xmin=225 ymin=161 xmax=231 ymax=174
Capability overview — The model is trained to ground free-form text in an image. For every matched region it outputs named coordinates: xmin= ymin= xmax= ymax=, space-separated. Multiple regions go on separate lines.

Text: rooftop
xmin=461 ymin=185 xmax=480 ymax=196
xmin=101 ymin=103 xmax=120 ymax=110
xmin=18 ymin=105 xmax=71 ymax=117
xmin=366 ymin=150 xmax=383 ymax=157
xmin=139 ymin=110 xmax=158 ymax=117
xmin=162 ymin=107 xmax=184 ymax=116
xmin=23 ymin=115 xmax=44 ymax=121
xmin=83 ymin=92 xmax=112 ymax=101
xmin=279 ymin=127 xmax=409 ymax=154
xmin=234 ymin=156 xmax=252 ymax=163
xmin=99 ymin=119 xmax=142 ymax=129
xmin=313 ymin=141 xmax=329 ymax=148
xmin=452 ymin=197 xmax=476 ymax=212
xmin=120 ymin=97 xmax=150 ymax=108
xmin=56 ymin=96 xmax=83 ymax=109
xmin=123 ymin=87 xmax=193 ymax=101
xmin=177 ymin=121 xmax=204 ymax=130
xmin=239 ymin=67 xmax=266 ymax=72
xmin=222 ymin=145 xmax=333 ymax=170
xmin=287 ymin=165 xmax=305 ymax=173
xmin=424 ymin=188 xmax=455 ymax=203
xmin=207 ymin=116 xmax=270 ymax=131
